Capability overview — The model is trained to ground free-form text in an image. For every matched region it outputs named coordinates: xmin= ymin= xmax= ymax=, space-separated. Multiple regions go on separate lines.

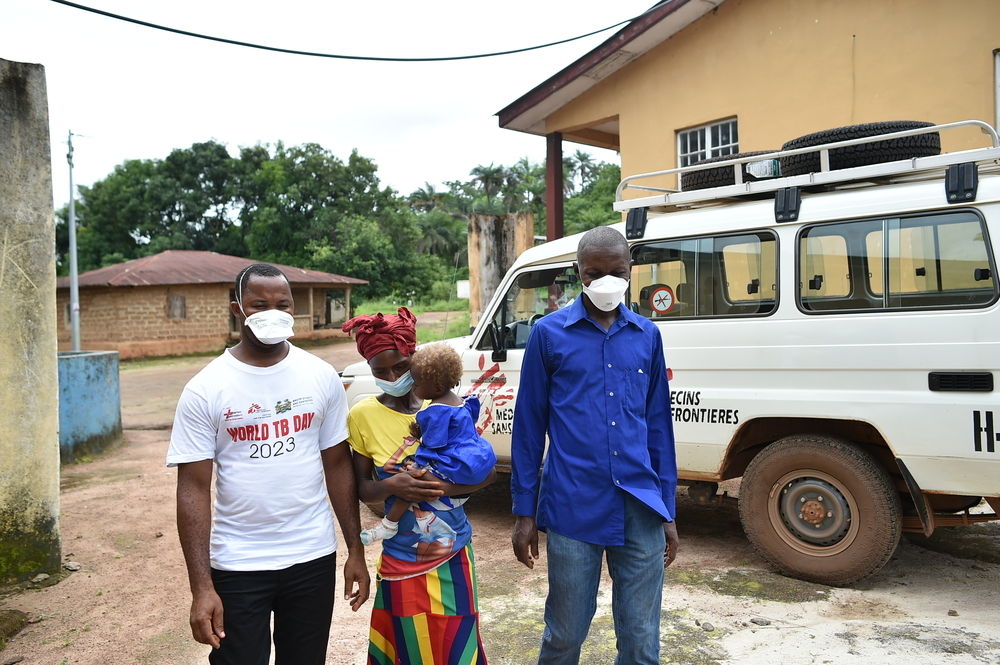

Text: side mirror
xmin=489 ymin=322 xmax=508 ymax=363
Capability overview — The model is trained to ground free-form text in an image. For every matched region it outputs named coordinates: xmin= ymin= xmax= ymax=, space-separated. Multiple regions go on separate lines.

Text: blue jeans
xmin=538 ymin=494 xmax=665 ymax=665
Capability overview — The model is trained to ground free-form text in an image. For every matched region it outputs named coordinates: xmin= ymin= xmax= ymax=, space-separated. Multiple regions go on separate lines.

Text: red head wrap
xmin=342 ymin=307 xmax=417 ymax=361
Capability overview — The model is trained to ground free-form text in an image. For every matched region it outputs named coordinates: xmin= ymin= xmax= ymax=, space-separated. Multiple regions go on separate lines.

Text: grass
xmin=416 ymin=311 xmax=472 ymax=344
xmin=353 ymin=297 xmax=470 ymax=316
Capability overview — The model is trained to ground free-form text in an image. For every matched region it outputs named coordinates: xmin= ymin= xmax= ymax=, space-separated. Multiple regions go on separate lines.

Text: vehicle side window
xmin=474 ymin=265 xmax=582 ymax=351
xmin=631 ymin=232 xmax=777 ymax=318
xmin=800 ymin=211 xmax=996 ymax=312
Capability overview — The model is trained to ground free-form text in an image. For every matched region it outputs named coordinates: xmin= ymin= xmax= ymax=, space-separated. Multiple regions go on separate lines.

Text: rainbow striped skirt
xmin=368 ymin=544 xmax=487 ymax=665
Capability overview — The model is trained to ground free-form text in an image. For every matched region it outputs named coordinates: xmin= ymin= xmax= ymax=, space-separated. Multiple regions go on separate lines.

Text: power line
xmin=48 ymin=0 xmax=671 ymax=62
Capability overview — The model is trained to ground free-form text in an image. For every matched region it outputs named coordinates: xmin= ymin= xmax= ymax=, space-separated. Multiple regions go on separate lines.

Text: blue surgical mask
xmin=375 ymin=371 xmax=414 ymax=397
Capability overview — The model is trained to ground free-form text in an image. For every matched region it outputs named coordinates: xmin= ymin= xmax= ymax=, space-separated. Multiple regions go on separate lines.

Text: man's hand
xmin=190 ymin=588 xmax=225 ymax=648
xmin=385 ymin=471 xmax=446 ymax=502
xmin=664 ymin=521 xmax=680 ymax=568
xmin=342 ymin=552 xmax=371 ymax=612
xmin=511 ymin=516 xmax=540 ymax=569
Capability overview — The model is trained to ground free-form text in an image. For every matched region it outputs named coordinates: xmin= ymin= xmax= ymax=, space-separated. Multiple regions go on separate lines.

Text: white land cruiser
xmin=342 ymin=120 xmax=1000 ymax=584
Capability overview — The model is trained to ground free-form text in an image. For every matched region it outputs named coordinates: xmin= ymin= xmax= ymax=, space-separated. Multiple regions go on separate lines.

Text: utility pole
xmin=67 ymin=130 xmax=81 ymax=351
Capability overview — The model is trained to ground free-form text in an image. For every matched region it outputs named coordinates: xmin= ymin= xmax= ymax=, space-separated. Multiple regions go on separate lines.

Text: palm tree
xmin=469 ymin=164 xmax=506 ymax=205
xmin=574 ymin=150 xmax=597 ymax=188
xmin=408 ymin=182 xmax=443 ymax=213
xmin=415 ymin=212 xmax=454 ymax=256
xmin=562 ymin=155 xmax=578 ymax=196
xmin=502 ymin=167 xmax=524 ymax=212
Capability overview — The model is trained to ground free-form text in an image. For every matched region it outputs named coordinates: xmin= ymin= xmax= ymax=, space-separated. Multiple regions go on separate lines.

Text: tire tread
xmin=738 ymin=435 xmax=901 ymax=585
xmin=779 ymin=121 xmax=940 ymax=176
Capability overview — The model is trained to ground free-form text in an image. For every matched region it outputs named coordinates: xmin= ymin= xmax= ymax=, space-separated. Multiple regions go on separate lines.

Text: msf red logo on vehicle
xmin=973 ymin=410 xmax=998 ymax=452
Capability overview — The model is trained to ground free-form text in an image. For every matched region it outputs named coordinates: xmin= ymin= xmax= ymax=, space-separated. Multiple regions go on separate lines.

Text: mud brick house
xmin=56 ymin=250 xmax=367 ymax=359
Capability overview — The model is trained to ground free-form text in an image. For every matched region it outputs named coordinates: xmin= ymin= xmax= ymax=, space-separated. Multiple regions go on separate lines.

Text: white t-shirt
xmin=166 ymin=345 xmax=349 ymax=571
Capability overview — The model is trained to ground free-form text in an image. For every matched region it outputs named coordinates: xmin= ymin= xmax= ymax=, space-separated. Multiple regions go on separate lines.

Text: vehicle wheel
xmin=779 ymin=121 xmax=940 ymax=176
xmin=680 ymin=150 xmax=777 ymax=191
xmin=738 ymin=435 xmax=901 ymax=585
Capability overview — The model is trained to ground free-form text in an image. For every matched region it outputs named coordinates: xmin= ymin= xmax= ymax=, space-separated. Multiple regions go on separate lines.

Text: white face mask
xmin=243 ymin=308 xmax=295 ymax=345
xmin=582 ymin=275 xmax=629 ymax=312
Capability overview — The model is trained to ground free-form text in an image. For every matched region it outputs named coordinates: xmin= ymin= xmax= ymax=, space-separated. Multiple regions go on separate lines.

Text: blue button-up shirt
xmin=511 ymin=297 xmax=677 ymax=546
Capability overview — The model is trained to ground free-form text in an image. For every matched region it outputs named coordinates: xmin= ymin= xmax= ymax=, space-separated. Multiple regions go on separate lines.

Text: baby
xmin=360 ymin=343 xmax=497 ymax=545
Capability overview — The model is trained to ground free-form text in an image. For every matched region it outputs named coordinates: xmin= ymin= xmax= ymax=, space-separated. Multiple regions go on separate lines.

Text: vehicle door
xmin=460 ymin=264 xmax=581 ymax=468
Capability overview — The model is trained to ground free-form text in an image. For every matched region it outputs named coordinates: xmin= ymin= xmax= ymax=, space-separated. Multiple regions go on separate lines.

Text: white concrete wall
xmin=0 ymin=58 xmax=61 ymax=581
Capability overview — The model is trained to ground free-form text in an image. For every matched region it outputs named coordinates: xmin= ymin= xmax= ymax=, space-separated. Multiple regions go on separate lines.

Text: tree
xmin=408 ymin=182 xmax=445 ymax=213
xmin=574 ymin=149 xmax=598 ymax=187
xmin=69 ymin=157 xmax=167 ymax=269
xmin=60 ymin=139 xmax=621 ymax=301
xmin=57 ymin=141 xmax=243 ymax=271
xmin=562 ymin=155 xmax=578 ymax=195
xmin=469 ymin=163 xmax=505 ymax=206
xmin=564 ymin=162 xmax=621 ymax=235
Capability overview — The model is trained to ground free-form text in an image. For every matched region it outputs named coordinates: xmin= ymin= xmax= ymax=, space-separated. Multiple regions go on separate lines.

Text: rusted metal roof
xmin=56 ymin=250 xmax=368 ymax=289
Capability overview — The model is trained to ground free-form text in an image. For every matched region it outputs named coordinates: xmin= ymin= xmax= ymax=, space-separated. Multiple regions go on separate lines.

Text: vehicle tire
xmin=738 ymin=435 xmax=901 ymax=585
xmin=680 ymin=150 xmax=777 ymax=191
xmin=779 ymin=121 xmax=940 ymax=176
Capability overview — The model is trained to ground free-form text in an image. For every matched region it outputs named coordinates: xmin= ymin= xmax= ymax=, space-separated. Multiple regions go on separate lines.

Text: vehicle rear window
xmin=800 ymin=211 xmax=996 ymax=312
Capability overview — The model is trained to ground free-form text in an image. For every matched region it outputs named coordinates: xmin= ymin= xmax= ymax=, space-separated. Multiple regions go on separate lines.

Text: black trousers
xmin=208 ymin=552 xmax=336 ymax=665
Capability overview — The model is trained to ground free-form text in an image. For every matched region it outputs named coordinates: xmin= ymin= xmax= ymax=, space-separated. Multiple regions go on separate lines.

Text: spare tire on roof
xmin=779 ymin=121 xmax=940 ymax=176
xmin=680 ymin=150 xmax=778 ymax=191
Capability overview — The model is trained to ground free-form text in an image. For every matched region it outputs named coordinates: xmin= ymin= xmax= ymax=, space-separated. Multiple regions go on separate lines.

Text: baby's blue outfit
xmin=414 ymin=395 xmax=497 ymax=485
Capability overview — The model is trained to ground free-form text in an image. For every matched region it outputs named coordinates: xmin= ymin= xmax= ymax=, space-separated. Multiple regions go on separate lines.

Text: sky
xmin=4 ymin=0 xmax=655 ymax=209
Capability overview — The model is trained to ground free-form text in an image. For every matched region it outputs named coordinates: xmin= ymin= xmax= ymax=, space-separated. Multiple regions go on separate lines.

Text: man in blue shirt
xmin=511 ymin=226 xmax=679 ymax=665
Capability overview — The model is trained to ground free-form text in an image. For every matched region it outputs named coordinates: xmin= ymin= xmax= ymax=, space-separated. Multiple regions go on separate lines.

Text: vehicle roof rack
xmin=614 ymin=120 xmax=1000 ymax=214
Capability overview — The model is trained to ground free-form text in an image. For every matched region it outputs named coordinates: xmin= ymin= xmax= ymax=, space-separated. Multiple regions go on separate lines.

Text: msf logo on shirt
xmin=973 ymin=410 xmax=998 ymax=453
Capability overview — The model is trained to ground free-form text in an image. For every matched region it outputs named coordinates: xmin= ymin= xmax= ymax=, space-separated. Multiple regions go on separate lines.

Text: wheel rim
xmin=767 ymin=469 xmax=860 ymax=557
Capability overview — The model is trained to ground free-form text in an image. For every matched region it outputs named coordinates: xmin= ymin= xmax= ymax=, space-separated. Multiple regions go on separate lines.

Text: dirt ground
xmin=3 ymin=337 xmax=1000 ymax=665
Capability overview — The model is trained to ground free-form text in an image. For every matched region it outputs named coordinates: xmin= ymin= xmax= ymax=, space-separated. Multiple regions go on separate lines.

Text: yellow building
xmin=499 ymin=0 xmax=1000 ymax=237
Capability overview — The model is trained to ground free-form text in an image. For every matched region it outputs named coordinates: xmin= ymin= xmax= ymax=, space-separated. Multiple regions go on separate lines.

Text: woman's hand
xmin=382 ymin=471 xmax=447 ymax=502
xmin=354 ymin=451 xmax=442 ymax=502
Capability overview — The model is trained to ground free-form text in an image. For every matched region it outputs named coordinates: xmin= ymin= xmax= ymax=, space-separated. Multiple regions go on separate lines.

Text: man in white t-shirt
xmin=167 ymin=263 xmax=369 ymax=665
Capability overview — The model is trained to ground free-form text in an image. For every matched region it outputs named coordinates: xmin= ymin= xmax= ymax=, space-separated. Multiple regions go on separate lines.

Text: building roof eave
xmin=497 ymin=0 xmax=722 ymax=137
xmin=55 ymin=250 xmax=369 ymax=289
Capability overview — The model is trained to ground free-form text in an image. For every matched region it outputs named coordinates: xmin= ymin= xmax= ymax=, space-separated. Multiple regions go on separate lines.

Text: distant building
xmin=56 ymin=250 xmax=367 ymax=359
xmin=498 ymin=0 xmax=1000 ymax=238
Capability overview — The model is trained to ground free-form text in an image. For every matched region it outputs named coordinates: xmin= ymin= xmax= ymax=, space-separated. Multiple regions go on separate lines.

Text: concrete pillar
xmin=0 ymin=59 xmax=62 ymax=582
xmin=467 ymin=212 xmax=534 ymax=325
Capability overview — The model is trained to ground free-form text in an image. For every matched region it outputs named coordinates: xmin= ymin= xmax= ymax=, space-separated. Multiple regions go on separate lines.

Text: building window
xmin=678 ymin=118 xmax=739 ymax=167
xmin=167 ymin=293 xmax=187 ymax=320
